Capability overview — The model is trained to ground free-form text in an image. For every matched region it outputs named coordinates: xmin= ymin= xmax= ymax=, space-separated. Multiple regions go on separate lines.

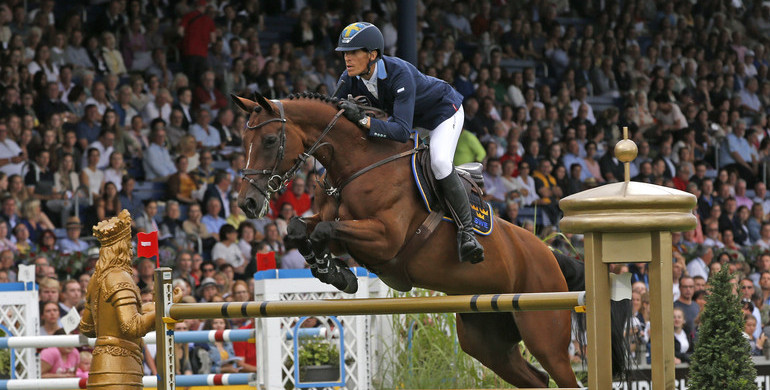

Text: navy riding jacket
xmin=333 ymin=55 xmax=464 ymax=143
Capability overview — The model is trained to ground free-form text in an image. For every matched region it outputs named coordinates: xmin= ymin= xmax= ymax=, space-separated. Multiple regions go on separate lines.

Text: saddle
xmin=411 ymin=146 xmax=494 ymax=235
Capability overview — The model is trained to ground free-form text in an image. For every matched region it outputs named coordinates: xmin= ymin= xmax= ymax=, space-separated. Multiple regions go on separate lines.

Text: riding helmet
xmin=335 ymin=22 xmax=384 ymax=57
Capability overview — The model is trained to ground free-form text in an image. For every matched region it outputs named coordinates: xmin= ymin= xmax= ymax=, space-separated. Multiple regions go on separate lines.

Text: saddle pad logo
xmin=469 ymin=201 xmax=492 ymax=233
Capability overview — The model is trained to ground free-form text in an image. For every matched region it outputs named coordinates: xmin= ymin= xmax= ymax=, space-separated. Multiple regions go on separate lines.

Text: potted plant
xmin=297 ymin=338 xmax=341 ymax=383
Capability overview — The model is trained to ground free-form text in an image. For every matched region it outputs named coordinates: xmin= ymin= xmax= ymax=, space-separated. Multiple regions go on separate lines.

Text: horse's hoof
xmin=341 ymin=269 xmax=359 ymax=294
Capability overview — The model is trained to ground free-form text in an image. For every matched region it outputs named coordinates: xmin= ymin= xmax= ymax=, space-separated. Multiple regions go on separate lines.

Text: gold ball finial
xmin=614 ymin=139 xmax=638 ymax=163
xmin=615 ymin=127 xmax=638 ymax=182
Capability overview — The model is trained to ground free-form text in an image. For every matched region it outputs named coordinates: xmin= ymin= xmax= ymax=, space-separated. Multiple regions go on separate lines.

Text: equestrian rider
xmin=333 ymin=22 xmax=484 ymax=264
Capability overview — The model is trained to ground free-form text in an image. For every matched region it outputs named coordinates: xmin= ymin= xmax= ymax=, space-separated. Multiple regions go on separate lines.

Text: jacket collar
xmin=356 ymin=58 xmax=387 ymax=81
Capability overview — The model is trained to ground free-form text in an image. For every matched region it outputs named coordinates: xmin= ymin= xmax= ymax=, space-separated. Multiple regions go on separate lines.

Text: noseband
xmin=239 ymin=100 xmax=345 ymax=203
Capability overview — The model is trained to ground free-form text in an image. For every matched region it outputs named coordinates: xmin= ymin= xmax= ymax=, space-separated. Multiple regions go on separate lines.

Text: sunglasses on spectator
xmin=202 ymin=267 xmax=215 ymax=272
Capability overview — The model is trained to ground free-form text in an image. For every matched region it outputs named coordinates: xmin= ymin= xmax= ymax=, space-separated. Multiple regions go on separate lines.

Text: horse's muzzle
xmin=239 ymin=196 xmax=269 ymax=219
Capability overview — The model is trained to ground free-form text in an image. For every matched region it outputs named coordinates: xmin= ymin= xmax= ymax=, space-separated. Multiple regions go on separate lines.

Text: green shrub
xmin=687 ymin=269 xmax=756 ymax=389
xmin=297 ymin=339 xmax=340 ymax=367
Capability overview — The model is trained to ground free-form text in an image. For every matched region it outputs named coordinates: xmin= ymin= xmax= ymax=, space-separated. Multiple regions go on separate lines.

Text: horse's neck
xmin=320 ymin=130 xmax=410 ymax=184
xmin=295 ymin=105 xmax=409 ymax=183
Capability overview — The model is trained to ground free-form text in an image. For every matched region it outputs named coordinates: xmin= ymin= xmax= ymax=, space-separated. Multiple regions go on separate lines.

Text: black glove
xmin=338 ymin=100 xmax=367 ymax=128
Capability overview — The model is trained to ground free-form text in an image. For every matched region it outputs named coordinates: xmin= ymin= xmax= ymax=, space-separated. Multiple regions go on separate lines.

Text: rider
xmin=332 ymin=22 xmax=484 ymax=264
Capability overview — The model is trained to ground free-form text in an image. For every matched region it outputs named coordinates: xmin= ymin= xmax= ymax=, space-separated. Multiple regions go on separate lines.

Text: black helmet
xmin=335 ymin=22 xmax=384 ymax=57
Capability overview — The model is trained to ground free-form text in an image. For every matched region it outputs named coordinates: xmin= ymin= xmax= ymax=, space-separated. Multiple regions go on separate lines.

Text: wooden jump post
xmin=560 ymin=128 xmax=696 ymax=390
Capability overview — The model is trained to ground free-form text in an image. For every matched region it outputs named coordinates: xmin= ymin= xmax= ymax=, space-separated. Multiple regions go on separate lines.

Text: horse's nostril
xmin=244 ymin=198 xmax=257 ymax=212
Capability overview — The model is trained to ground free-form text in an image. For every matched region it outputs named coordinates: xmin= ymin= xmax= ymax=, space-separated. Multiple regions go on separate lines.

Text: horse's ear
xmin=230 ymin=94 xmax=256 ymax=113
xmin=253 ymin=92 xmax=275 ymax=115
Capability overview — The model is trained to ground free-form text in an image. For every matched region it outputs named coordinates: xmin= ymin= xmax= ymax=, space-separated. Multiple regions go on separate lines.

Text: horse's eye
xmin=263 ymin=135 xmax=278 ymax=148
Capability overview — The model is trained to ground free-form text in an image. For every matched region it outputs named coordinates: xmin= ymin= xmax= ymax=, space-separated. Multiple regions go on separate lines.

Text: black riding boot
xmin=438 ymin=169 xmax=484 ymax=263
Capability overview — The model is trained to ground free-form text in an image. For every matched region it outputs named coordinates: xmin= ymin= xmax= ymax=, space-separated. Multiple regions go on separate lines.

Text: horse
xmin=232 ymin=92 xmax=628 ymax=388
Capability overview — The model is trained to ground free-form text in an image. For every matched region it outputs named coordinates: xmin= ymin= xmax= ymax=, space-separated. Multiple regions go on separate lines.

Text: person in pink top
xmin=40 ymin=328 xmax=80 ymax=378
xmin=76 ymin=351 xmax=92 ymax=380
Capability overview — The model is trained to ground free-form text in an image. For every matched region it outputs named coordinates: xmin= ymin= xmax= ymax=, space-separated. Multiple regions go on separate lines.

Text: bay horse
xmin=232 ymin=92 xmax=628 ymax=388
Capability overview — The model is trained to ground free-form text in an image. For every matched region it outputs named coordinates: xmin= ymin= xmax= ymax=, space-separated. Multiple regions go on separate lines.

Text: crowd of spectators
xmin=4 ymin=0 xmax=770 ymax=375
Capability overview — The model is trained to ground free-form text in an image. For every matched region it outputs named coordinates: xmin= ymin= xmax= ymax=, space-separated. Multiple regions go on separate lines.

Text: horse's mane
xmin=287 ymin=92 xmax=341 ymax=106
xmin=286 ymin=91 xmax=387 ymax=121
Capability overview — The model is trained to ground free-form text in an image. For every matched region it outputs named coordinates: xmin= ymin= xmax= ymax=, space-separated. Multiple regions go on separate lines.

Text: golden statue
xmin=80 ymin=210 xmax=180 ymax=389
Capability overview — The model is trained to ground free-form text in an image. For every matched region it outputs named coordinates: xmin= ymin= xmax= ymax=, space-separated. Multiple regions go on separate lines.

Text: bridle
xmin=239 ymin=99 xmax=345 ymax=213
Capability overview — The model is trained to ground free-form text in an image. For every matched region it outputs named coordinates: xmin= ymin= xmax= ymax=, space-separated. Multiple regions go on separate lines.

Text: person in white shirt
xmin=739 ymin=77 xmax=762 ymax=115
xmin=0 ymin=122 xmax=24 ymax=177
xmin=84 ymin=82 xmax=110 ymax=116
xmin=143 ymin=127 xmax=176 ymax=181
xmin=135 ymin=199 xmax=159 ymax=234
xmin=654 ymin=95 xmax=688 ymax=132
xmin=64 ymin=30 xmax=94 ymax=72
xmin=142 ymin=88 xmax=172 ymax=125
xmin=570 ymin=86 xmax=596 ymax=124
xmin=756 ymin=223 xmax=770 ymax=249
xmin=81 ymin=130 xmax=115 ymax=170
xmin=754 ymin=181 xmax=770 ymax=213
xmin=703 ymin=221 xmax=726 ymax=249
xmin=514 ymin=162 xmax=540 ymax=206
xmin=211 ymin=224 xmax=246 ymax=274
xmin=686 ymin=245 xmax=712 ymax=281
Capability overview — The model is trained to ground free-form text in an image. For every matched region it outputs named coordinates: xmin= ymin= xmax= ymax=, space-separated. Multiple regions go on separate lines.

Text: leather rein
xmin=239 ymin=99 xmax=420 ymax=208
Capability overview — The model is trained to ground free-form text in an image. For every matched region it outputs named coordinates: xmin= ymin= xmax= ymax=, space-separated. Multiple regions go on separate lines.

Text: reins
xmin=322 ymin=144 xmax=424 ymax=200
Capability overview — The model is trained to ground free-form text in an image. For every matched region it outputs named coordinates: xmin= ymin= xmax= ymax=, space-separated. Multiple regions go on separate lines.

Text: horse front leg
xmin=309 ymin=218 xmax=403 ymax=294
xmin=286 ymin=216 xmax=360 ymax=293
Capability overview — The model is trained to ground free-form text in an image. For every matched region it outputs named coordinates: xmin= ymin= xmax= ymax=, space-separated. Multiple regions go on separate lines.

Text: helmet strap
xmin=360 ymin=51 xmax=378 ymax=78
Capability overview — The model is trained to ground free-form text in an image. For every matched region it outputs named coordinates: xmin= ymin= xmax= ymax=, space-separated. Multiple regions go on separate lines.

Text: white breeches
xmin=429 ymin=105 xmax=465 ymax=180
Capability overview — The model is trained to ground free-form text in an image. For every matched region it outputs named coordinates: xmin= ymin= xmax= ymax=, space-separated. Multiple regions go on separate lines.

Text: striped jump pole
xmin=0 ymin=373 xmax=254 ymax=390
xmin=167 ymin=291 xmax=586 ymax=320
xmin=0 ymin=328 xmax=327 ymax=350
xmin=0 ymin=329 xmax=257 ymax=350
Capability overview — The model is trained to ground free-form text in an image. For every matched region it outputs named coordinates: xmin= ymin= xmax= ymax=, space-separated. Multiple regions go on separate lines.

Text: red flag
xmin=137 ymin=231 xmax=159 ymax=266
xmin=256 ymin=252 xmax=276 ymax=271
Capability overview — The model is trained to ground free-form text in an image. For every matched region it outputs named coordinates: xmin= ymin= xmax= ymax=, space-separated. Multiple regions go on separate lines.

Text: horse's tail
xmin=553 ymin=251 xmax=633 ymax=381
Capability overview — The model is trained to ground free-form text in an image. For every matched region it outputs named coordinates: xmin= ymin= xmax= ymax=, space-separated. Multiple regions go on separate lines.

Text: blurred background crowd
xmin=4 ymin=0 xmax=770 ymax=375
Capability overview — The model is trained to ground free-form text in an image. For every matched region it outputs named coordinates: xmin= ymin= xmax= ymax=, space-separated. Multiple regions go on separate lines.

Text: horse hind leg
xmin=456 ymin=313 xmax=549 ymax=388
xmin=515 ymin=310 xmax=580 ymax=388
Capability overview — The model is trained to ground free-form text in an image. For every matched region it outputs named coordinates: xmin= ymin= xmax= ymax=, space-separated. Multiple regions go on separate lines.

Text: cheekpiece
xmin=93 ymin=209 xmax=132 ymax=247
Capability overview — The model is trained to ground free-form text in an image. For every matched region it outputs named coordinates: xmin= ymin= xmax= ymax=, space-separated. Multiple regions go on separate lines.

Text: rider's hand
xmin=338 ymin=100 xmax=367 ymax=128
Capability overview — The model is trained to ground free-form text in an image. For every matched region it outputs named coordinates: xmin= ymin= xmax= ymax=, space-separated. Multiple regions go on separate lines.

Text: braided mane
xmin=287 ymin=91 xmax=341 ymax=106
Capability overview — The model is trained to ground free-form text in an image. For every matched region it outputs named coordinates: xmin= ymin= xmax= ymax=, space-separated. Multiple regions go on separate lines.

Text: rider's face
xmin=344 ymin=49 xmax=377 ymax=78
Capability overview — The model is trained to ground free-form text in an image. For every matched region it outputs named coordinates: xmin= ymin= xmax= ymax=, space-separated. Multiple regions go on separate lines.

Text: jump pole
xmin=169 ymin=291 xmax=585 ymax=320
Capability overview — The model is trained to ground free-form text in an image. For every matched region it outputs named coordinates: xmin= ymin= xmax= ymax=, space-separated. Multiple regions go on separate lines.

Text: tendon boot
xmin=314 ymin=254 xmax=358 ymax=293
xmin=287 ymin=217 xmax=316 ymax=267
xmin=438 ymin=169 xmax=484 ymax=263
